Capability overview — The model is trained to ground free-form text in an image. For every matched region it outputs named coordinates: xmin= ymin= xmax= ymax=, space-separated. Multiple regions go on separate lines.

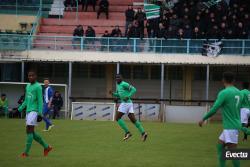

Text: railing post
xmin=107 ymin=37 xmax=110 ymax=52
xmin=160 ymin=39 xmax=163 ymax=53
xmin=80 ymin=37 xmax=83 ymax=51
xmin=242 ymin=40 xmax=245 ymax=56
xmin=54 ymin=36 xmax=57 ymax=50
xmin=187 ymin=39 xmax=190 ymax=54
xmin=133 ymin=38 xmax=136 ymax=53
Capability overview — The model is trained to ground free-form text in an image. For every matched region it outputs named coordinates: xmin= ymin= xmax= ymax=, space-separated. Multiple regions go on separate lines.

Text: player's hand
xmin=37 ymin=115 xmax=43 ymax=122
xmin=198 ymin=120 xmax=204 ymax=127
xmin=48 ymin=103 xmax=52 ymax=109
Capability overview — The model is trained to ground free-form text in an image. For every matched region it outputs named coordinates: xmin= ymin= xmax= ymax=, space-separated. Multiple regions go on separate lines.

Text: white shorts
xmin=240 ymin=108 xmax=250 ymax=124
xmin=118 ymin=103 xmax=134 ymax=114
xmin=26 ymin=111 xmax=38 ymax=126
xmin=219 ymin=130 xmax=239 ymax=144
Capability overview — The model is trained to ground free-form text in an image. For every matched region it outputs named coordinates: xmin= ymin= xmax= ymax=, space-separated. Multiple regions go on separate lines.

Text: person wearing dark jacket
xmin=111 ymin=26 xmax=122 ymax=37
xmin=101 ymin=30 xmax=110 ymax=51
xmin=82 ymin=0 xmax=97 ymax=12
xmin=85 ymin=26 xmax=96 ymax=47
xmin=135 ymin=8 xmax=146 ymax=38
xmin=51 ymin=91 xmax=63 ymax=119
xmin=97 ymin=0 xmax=109 ymax=19
xmin=125 ymin=5 xmax=135 ymax=36
xmin=72 ymin=25 xmax=84 ymax=49
xmin=127 ymin=21 xmax=141 ymax=39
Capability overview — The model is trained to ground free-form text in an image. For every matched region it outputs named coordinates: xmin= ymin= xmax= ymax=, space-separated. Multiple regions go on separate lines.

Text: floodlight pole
xmin=160 ymin=63 xmax=165 ymax=122
xmin=68 ymin=62 xmax=72 ymax=118
xmin=21 ymin=61 xmax=25 ymax=82
xmin=205 ymin=64 xmax=210 ymax=102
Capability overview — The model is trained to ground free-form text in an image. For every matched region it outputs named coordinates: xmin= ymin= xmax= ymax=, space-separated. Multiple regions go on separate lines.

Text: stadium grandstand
xmin=0 ymin=0 xmax=250 ymax=120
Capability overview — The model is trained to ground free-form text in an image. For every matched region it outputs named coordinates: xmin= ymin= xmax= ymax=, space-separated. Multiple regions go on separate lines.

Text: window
xmin=168 ymin=66 xmax=183 ymax=80
xmin=90 ymin=64 xmax=105 ymax=78
xmin=151 ymin=65 xmax=161 ymax=80
xmin=193 ymin=67 xmax=206 ymax=81
xmin=73 ymin=63 xmax=89 ymax=78
xmin=133 ymin=65 xmax=148 ymax=79
xmin=120 ymin=65 xmax=131 ymax=79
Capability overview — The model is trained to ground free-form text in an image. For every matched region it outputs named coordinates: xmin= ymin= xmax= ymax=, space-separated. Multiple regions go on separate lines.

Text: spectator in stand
xmin=219 ymin=22 xmax=227 ymax=39
xmin=156 ymin=23 xmax=167 ymax=39
xmin=51 ymin=91 xmax=63 ymax=119
xmin=97 ymin=0 xmax=109 ymax=19
xmin=236 ymin=22 xmax=248 ymax=39
xmin=135 ymin=8 xmax=146 ymax=38
xmin=111 ymin=25 xmax=122 ymax=37
xmin=177 ymin=28 xmax=184 ymax=40
xmin=166 ymin=26 xmax=176 ymax=38
xmin=192 ymin=27 xmax=202 ymax=39
xmin=64 ymin=0 xmax=75 ymax=11
xmin=0 ymin=93 xmax=8 ymax=118
xmin=72 ymin=25 xmax=84 ymax=49
xmin=85 ymin=26 xmax=96 ymax=47
xmin=82 ymin=0 xmax=97 ymax=12
xmin=125 ymin=5 xmax=135 ymax=36
xmin=101 ymin=30 xmax=110 ymax=51
xmin=127 ymin=20 xmax=142 ymax=39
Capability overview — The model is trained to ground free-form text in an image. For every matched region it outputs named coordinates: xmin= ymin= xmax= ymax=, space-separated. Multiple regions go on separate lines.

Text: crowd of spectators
xmin=68 ymin=0 xmax=250 ymax=40
xmin=130 ymin=0 xmax=250 ymax=39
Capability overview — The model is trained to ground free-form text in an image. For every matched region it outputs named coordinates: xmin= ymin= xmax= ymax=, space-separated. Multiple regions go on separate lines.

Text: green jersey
xmin=203 ymin=86 xmax=242 ymax=129
xmin=113 ymin=81 xmax=136 ymax=103
xmin=240 ymin=89 xmax=250 ymax=109
xmin=0 ymin=98 xmax=8 ymax=108
xmin=18 ymin=82 xmax=43 ymax=115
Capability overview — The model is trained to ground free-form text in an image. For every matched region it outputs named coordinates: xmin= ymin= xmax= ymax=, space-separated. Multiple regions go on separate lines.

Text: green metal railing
xmin=0 ymin=34 xmax=250 ymax=56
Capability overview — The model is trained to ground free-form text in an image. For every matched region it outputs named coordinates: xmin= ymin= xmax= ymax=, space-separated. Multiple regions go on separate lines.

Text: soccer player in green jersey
xmin=199 ymin=72 xmax=242 ymax=167
xmin=240 ymin=82 xmax=250 ymax=141
xmin=18 ymin=70 xmax=52 ymax=158
xmin=110 ymin=74 xmax=148 ymax=141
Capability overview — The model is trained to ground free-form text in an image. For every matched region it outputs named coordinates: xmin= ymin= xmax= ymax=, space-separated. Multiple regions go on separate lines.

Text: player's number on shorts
xmin=235 ymin=95 xmax=240 ymax=107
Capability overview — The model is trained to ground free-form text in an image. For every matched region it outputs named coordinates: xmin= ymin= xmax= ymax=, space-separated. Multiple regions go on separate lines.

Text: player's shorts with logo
xmin=219 ymin=129 xmax=239 ymax=144
xmin=26 ymin=111 xmax=38 ymax=126
xmin=240 ymin=108 xmax=250 ymax=124
xmin=118 ymin=103 xmax=134 ymax=114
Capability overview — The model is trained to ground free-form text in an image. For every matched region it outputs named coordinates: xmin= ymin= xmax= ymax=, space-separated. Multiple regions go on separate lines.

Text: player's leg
xmin=21 ymin=112 xmax=37 ymax=157
xmin=226 ymin=143 xmax=240 ymax=167
xmin=116 ymin=103 xmax=131 ymax=140
xmin=217 ymin=132 xmax=226 ymax=167
xmin=240 ymin=108 xmax=249 ymax=141
xmin=43 ymin=103 xmax=53 ymax=131
xmin=225 ymin=130 xmax=240 ymax=167
xmin=127 ymin=103 xmax=148 ymax=141
xmin=21 ymin=125 xmax=34 ymax=157
xmin=128 ymin=113 xmax=148 ymax=142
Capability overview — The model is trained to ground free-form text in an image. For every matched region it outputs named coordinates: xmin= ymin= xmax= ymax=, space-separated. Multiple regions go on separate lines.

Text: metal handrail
xmin=0 ymin=34 xmax=250 ymax=55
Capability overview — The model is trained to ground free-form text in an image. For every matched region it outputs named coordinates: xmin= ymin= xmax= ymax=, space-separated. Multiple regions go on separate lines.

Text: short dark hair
xmin=223 ymin=72 xmax=235 ymax=83
xmin=28 ymin=69 xmax=37 ymax=75
xmin=1 ymin=93 xmax=6 ymax=97
xmin=44 ymin=78 xmax=50 ymax=81
xmin=242 ymin=82 xmax=249 ymax=89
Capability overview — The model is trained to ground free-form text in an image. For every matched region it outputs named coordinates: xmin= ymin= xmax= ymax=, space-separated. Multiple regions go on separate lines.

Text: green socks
xmin=33 ymin=132 xmax=49 ymax=149
xmin=217 ymin=144 xmax=226 ymax=167
xmin=232 ymin=160 xmax=240 ymax=167
xmin=25 ymin=133 xmax=34 ymax=155
xmin=135 ymin=120 xmax=145 ymax=134
xmin=117 ymin=119 xmax=129 ymax=133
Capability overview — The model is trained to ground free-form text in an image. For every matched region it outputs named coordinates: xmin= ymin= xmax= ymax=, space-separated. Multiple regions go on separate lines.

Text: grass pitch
xmin=0 ymin=119 xmax=250 ymax=167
